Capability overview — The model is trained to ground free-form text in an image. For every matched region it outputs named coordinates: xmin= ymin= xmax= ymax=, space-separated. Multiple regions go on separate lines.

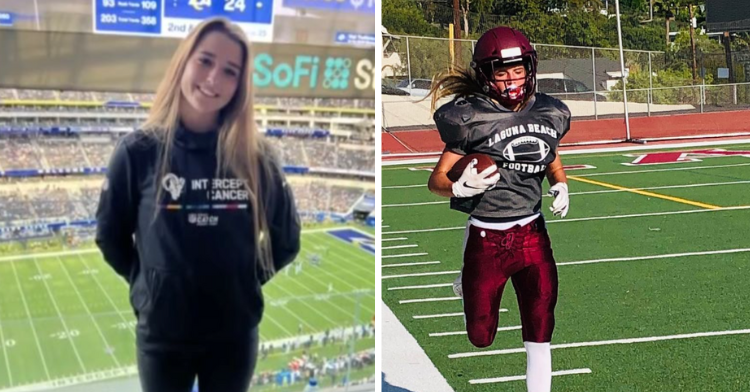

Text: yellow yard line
xmin=568 ymin=176 xmax=721 ymax=210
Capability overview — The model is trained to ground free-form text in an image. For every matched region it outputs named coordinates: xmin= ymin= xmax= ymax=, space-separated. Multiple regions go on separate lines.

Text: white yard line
xmin=383 ymin=206 xmax=750 ymax=235
xmin=558 ymin=248 xmax=750 ymax=266
xmin=278 ymin=273 xmax=354 ymax=322
xmin=295 ymin=249 xmax=374 ymax=313
xmin=576 ymin=162 xmax=750 ymax=177
xmin=9 ymin=261 xmax=51 ymax=380
xmin=382 ymin=162 xmax=750 ymax=190
xmin=449 ymin=329 xmax=750 ymax=359
xmin=57 ymin=256 xmax=121 ymax=368
xmin=31 ymin=258 xmax=88 ymax=373
xmin=383 ymin=261 xmax=441 ymax=268
xmin=388 ymin=283 xmax=453 ymax=291
xmin=382 ymin=270 xmax=460 ymax=280
xmin=384 ymin=201 xmax=447 ymax=208
xmin=75 ymin=254 xmax=135 ymax=337
xmin=469 ymin=368 xmax=592 ymax=384
xmin=383 ymin=180 xmax=750 ymax=208
xmin=265 ymin=285 xmax=332 ymax=332
xmin=381 ymin=237 xmax=408 ymax=242
xmin=383 ymin=184 xmax=425 ymax=189
xmin=430 ymin=326 xmax=521 ymax=337
xmin=0 ymin=287 xmax=12 ymax=386
xmin=382 ymin=253 xmax=429 ymax=259
xmin=414 ymin=309 xmax=508 ymax=320
xmin=382 ymin=244 xmax=418 ymax=250
xmin=399 ymin=297 xmax=461 ymax=304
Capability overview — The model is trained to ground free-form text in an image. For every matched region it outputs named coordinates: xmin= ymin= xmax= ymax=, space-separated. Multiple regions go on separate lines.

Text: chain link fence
xmin=382 ymin=34 xmax=750 ymax=138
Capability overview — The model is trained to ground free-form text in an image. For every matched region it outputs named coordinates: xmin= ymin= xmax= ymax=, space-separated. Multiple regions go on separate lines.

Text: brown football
xmin=447 ymin=153 xmax=498 ymax=182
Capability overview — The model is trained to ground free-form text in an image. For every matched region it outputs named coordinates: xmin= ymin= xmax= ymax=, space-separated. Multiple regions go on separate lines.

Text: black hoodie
xmin=95 ymin=126 xmax=301 ymax=350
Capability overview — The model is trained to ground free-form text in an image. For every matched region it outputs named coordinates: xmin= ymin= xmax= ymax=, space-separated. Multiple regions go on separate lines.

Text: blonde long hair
xmin=427 ymin=66 xmax=485 ymax=112
xmin=141 ymin=17 xmax=275 ymax=278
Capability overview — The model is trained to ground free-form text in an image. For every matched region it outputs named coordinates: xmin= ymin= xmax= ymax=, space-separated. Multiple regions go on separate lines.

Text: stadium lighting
xmin=615 ymin=0 xmax=632 ymax=140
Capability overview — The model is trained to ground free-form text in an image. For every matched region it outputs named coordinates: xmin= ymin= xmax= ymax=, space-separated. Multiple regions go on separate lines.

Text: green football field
xmin=382 ymin=143 xmax=750 ymax=392
xmin=0 ymin=226 xmax=374 ymax=390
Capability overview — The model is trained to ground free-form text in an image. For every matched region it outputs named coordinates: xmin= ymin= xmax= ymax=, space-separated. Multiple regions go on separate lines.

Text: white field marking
xmin=294 ymin=248 xmax=374 ymax=313
xmin=75 ymin=254 xmax=135 ymax=337
xmin=264 ymin=287 xmax=317 ymax=333
xmin=382 ymin=205 xmax=750 ymax=235
xmin=9 ymin=260 xmax=52 ymax=380
xmin=276 ymin=265 xmax=354 ymax=323
xmin=0 ymin=365 xmax=138 ymax=392
xmin=383 ymin=179 xmax=750 ymax=208
xmin=558 ymin=248 xmax=750 ymax=266
xmin=381 ymin=237 xmax=408 ymax=242
xmin=390 ymin=248 xmax=750 ymax=290
xmin=0 ymin=249 xmax=99 ymax=263
xmin=383 ymin=201 xmax=447 ymax=208
xmin=449 ymin=328 xmax=750 ymax=359
xmin=382 ymin=261 xmax=441 ymax=268
xmin=388 ymin=283 xmax=453 ymax=291
xmin=576 ymin=162 xmax=750 ymax=177
xmin=383 ymin=184 xmax=426 ymax=189
xmin=383 ymin=225 xmax=390 ymax=228
xmin=31 ymin=258 xmax=87 ymax=373
xmin=382 ymin=270 xmax=460 ymax=280
xmin=382 ymin=139 xmax=750 ymax=167
xmin=430 ymin=326 xmax=522 ymax=337
xmin=382 ymin=244 xmax=418 ymax=250
xmin=298 ymin=242 xmax=376 ymax=310
xmin=57 ymin=256 xmax=121 ymax=368
xmin=306 ymin=234 xmax=374 ymax=280
xmin=0 ymin=277 xmax=12 ymax=386
xmin=381 ymin=252 xmax=428 ymax=259
xmin=414 ymin=309 xmax=508 ymax=319
xmin=0 ymin=226 xmax=355 ymax=263
xmin=399 ymin=297 xmax=462 ymax=304
xmin=382 ymin=162 xmax=750 ymax=190
xmin=469 ymin=368 xmax=593 ymax=384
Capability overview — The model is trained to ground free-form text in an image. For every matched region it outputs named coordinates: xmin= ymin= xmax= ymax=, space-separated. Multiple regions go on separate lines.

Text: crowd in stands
xmin=0 ymin=134 xmax=374 ymax=172
xmin=0 ymin=181 xmax=368 ymax=228
xmin=250 ymin=323 xmax=375 ymax=389
xmin=251 ymin=348 xmax=375 ymax=389
xmin=1 ymin=89 xmax=374 ymax=110
xmin=0 ymin=138 xmax=41 ymax=170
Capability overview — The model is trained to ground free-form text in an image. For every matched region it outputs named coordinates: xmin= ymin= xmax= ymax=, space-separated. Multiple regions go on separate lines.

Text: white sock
xmin=524 ymin=341 xmax=552 ymax=392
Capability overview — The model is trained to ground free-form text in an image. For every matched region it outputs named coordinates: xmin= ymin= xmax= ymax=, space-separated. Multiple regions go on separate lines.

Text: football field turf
xmin=0 ymin=226 xmax=374 ymax=390
xmin=381 ymin=144 xmax=750 ymax=392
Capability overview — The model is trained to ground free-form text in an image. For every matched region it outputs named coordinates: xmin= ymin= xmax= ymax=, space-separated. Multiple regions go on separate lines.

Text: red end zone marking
xmin=624 ymin=149 xmax=750 ymax=166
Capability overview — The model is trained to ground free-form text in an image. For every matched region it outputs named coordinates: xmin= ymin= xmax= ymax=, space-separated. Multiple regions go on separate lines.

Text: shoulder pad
xmin=433 ymin=97 xmax=476 ymax=145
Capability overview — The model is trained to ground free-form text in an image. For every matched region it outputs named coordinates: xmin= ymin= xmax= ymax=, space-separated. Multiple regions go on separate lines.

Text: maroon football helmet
xmin=471 ymin=27 xmax=538 ymax=107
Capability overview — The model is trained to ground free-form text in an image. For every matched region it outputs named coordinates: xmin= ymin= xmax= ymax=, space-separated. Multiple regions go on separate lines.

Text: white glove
xmin=452 ymin=270 xmax=463 ymax=298
xmin=548 ymin=182 xmax=569 ymax=218
xmin=451 ymin=159 xmax=500 ymax=198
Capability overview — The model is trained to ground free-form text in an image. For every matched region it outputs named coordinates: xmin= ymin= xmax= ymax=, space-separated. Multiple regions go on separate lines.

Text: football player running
xmin=427 ymin=26 xmax=570 ymax=392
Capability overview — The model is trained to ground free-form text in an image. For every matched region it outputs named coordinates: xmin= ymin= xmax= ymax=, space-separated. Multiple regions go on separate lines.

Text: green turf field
xmin=0 ymin=226 xmax=374 ymax=390
xmin=382 ymin=144 xmax=750 ymax=392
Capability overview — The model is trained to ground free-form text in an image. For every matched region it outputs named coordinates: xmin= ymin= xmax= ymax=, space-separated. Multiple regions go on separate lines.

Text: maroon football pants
xmin=462 ymin=217 xmax=558 ymax=347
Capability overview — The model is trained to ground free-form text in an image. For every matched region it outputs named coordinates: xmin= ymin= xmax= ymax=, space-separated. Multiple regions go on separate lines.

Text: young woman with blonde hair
xmin=96 ymin=17 xmax=300 ymax=392
xmin=428 ymin=26 xmax=570 ymax=392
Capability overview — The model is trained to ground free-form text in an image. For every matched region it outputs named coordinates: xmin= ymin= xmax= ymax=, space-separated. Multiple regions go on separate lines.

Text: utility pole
xmin=724 ymin=32 xmax=735 ymax=83
xmin=689 ymin=3 xmax=698 ymax=84
xmin=453 ymin=0 xmax=461 ymax=67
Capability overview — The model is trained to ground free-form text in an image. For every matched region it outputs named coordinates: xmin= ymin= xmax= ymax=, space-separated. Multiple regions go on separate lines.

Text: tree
xmin=383 ymin=0 xmax=442 ymax=36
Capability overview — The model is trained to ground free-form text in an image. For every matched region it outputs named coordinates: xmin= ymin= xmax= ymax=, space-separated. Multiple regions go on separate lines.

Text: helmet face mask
xmin=472 ymin=27 xmax=538 ymax=108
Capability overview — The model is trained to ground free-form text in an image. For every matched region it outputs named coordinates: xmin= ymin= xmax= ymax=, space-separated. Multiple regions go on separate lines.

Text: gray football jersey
xmin=434 ymin=93 xmax=571 ymax=220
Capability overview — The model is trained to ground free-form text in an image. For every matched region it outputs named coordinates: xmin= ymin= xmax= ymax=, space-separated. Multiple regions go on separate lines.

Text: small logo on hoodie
xmin=162 ymin=173 xmax=185 ymax=201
